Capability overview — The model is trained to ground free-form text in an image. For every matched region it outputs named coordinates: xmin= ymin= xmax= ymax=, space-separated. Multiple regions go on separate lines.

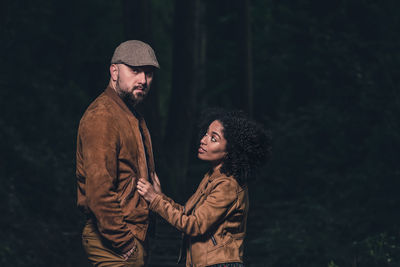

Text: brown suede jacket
xmin=76 ymin=86 xmax=155 ymax=254
xmin=149 ymin=169 xmax=249 ymax=267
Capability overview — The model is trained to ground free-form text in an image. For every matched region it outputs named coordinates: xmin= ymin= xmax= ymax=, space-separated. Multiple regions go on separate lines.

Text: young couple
xmin=76 ymin=40 xmax=271 ymax=267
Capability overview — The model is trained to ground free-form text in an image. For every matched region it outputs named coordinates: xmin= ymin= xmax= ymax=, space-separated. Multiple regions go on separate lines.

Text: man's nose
xmin=137 ymin=71 xmax=147 ymax=84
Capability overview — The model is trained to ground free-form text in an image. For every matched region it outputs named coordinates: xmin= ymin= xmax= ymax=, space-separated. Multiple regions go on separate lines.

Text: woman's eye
xmin=211 ymin=137 xmax=216 ymax=142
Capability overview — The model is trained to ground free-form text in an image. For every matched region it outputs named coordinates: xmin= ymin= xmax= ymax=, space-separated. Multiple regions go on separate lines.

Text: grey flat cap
xmin=111 ymin=40 xmax=160 ymax=69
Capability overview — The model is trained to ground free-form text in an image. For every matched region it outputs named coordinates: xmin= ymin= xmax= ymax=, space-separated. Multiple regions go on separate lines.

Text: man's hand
xmin=137 ymin=178 xmax=158 ymax=203
xmin=121 ymin=244 xmax=137 ymax=261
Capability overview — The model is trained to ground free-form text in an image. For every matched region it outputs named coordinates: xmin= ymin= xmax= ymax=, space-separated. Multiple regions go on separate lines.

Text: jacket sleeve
xmin=149 ymin=178 xmax=237 ymax=236
xmin=79 ymin=111 xmax=136 ymax=254
xmin=160 ymin=193 xmax=185 ymax=212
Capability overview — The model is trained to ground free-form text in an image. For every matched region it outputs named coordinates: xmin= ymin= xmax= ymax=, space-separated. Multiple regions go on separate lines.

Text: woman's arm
xmin=138 ymin=178 xmax=238 ymax=236
xmin=138 ymin=176 xmax=184 ymax=212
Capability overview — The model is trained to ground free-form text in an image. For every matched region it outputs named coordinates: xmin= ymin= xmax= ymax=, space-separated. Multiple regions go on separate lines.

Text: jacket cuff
xmin=149 ymin=194 xmax=162 ymax=211
xmin=160 ymin=193 xmax=170 ymax=201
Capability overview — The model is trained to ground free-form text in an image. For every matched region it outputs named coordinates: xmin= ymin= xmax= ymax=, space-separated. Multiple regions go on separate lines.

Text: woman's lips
xmin=198 ymin=147 xmax=206 ymax=153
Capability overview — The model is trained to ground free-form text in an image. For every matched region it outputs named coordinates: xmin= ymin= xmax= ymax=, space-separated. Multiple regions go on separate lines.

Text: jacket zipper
xmin=187 ymin=179 xmax=210 ymax=266
xmin=138 ymin=129 xmax=149 ymax=179
xmin=177 ymin=206 xmax=187 ymax=265
xmin=211 ymin=235 xmax=217 ymax=246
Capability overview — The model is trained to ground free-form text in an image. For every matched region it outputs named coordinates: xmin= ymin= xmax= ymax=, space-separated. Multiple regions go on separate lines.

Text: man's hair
xmin=198 ymin=108 xmax=272 ymax=185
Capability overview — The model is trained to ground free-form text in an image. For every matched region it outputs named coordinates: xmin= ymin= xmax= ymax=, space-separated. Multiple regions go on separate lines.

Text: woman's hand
xmin=151 ymin=172 xmax=162 ymax=194
xmin=137 ymin=178 xmax=158 ymax=203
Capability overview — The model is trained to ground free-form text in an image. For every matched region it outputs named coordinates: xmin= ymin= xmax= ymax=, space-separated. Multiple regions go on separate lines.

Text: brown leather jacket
xmin=76 ymin=86 xmax=155 ymax=254
xmin=150 ymin=169 xmax=249 ymax=267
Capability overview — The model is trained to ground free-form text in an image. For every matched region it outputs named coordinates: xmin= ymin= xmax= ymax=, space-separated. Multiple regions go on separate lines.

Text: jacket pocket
xmin=207 ymin=235 xmax=233 ymax=252
xmin=118 ymin=175 xmax=135 ymax=208
xmin=124 ymin=207 xmax=149 ymax=224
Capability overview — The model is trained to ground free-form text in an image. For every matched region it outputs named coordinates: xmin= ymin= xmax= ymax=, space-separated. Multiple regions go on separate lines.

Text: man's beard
xmin=116 ymin=83 xmax=146 ymax=108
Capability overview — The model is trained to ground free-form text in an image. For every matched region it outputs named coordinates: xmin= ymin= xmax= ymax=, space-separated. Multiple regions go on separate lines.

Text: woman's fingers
xmin=137 ymin=179 xmax=152 ymax=193
xmin=153 ymin=173 xmax=160 ymax=184
xmin=137 ymin=178 xmax=158 ymax=203
xmin=138 ymin=179 xmax=148 ymax=188
xmin=151 ymin=173 xmax=162 ymax=193
xmin=137 ymin=179 xmax=148 ymax=195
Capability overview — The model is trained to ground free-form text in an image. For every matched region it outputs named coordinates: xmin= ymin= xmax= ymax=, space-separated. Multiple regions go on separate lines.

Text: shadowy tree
xmin=163 ymin=0 xmax=206 ymax=198
xmin=238 ymin=0 xmax=254 ymax=116
xmin=123 ymin=0 xmax=163 ymax=151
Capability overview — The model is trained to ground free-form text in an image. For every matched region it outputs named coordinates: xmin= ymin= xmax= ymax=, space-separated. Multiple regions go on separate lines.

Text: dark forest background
xmin=1 ymin=0 xmax=400 ymax=266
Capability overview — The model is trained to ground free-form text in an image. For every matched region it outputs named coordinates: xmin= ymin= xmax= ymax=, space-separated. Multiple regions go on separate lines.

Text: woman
xmin=137 ymin=109 xmax=271 ymax=267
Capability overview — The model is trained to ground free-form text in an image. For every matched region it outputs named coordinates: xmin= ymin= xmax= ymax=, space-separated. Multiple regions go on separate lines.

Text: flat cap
xmin=111 ymin=40 xmax=160 ymax=69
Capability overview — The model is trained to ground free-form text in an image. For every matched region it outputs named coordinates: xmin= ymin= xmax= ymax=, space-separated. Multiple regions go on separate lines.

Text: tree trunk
xmin=237 ymin=0 xmax=254 ymax=116
xmin=163 ymin=0 xmax=206 ymax=199
xmin=123 ymin=0 xmax=151 ymax=42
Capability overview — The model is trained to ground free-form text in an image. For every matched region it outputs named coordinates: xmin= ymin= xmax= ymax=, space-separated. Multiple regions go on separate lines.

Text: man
xmin=76 ymin=40 xmax=159 ymax=266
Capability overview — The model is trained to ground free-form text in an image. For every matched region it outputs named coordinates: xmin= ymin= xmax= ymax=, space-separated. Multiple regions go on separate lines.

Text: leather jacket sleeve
xmin=149 ymin=178 xmax=238 ymax=236
xmin=79 ymin=111 xmax=136 ymax=254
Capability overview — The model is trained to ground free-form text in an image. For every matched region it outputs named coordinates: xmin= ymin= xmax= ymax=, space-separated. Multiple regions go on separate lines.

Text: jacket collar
xmin=207 ymin=168 xmax=227 ymax=182
xmin=104 ymin=86 xmax=142 ymax=120
xmin=184 ymin=168 xmax=234 ymax=215
xmin=103 ymin=85 xmax=155 ymax=174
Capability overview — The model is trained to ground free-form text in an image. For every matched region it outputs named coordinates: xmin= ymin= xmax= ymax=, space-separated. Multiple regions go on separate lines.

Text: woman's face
xmin=198 ymin=120 xmax=227 ymax=164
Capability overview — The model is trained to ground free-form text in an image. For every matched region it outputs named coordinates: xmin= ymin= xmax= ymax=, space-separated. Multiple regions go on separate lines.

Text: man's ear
xmin=110 ymin=64 xmax=118 ymax=81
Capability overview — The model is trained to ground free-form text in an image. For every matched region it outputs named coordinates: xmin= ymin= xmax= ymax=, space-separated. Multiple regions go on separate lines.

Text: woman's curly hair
xmin=198 ymin=108 xmax=272 ymax=185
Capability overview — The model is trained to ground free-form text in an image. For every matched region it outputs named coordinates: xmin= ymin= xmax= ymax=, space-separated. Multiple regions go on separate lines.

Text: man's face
xmin=112 ymin=64 xmax=154 ymax=106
